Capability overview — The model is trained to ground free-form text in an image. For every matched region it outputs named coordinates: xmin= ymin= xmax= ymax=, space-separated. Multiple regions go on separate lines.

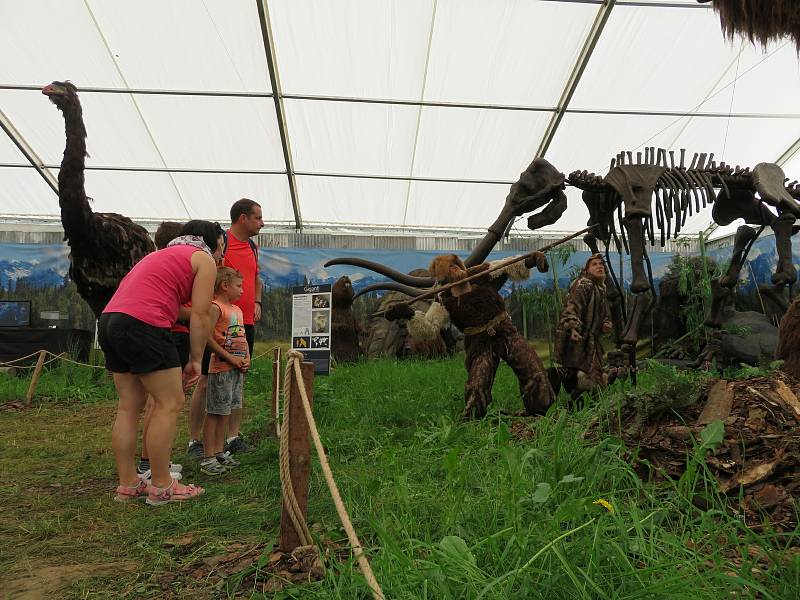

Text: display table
xmin=0 ymin=328 xmax=92 ymax=365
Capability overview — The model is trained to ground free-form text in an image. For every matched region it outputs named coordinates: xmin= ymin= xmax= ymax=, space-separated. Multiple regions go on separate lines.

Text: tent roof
xmin=2 ymin=0 xmax=800 ymax=240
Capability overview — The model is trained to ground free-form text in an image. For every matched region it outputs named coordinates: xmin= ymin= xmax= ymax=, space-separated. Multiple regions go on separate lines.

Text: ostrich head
xmin=42 ymin=81 xmax=79 ymax=111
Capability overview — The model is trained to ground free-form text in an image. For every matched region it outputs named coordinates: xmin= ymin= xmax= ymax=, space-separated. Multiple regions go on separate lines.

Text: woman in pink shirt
xmin=99 ymin=220 xmax=222 ymax=505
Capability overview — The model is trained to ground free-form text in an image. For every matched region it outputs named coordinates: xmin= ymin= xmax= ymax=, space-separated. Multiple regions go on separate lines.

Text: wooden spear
xmin=373 ymin=225 xmax=597 ymax=316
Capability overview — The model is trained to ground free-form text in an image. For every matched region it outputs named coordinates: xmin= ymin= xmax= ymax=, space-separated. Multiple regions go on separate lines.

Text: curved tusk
xmin=323 ymin=257 xmax=435 ymax=287
xmin=354 ymin=282 xmax=431 ymax=299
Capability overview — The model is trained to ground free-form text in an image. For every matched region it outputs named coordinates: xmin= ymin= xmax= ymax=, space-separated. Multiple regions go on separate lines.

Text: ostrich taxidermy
xmin=42 ymin=81 xmax=155 ymax=318
xmin=330 ymin=276 xmax=363 ymax=363
xmin=697 ymin=0 xmax=800 ymax=50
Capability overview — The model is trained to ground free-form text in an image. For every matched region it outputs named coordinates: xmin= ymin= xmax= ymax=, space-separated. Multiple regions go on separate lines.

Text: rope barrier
xmin=284 ymin=349 xmax=385 ymax=600
xmin=0 ymin=350 xmax=104 ymax=370
xmin=1 ymin=344 xmax=283 ymax=373
xmin=278 ymin=355 xmax=314 ymax=547
xmin=0 ymin=351 xmax=47 ymax=368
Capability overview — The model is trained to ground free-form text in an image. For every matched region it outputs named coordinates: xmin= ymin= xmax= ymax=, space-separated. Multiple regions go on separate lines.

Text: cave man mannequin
xmin=552 ymin=253 xmax=615 ymax=396
xmin=386 ymin=253 xmax=554 ymax=419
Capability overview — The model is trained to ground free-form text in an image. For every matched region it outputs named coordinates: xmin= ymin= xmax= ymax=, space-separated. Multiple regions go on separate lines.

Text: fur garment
xmin=407 ymin=301 xmax=452 ymax=342
xmin=487 ymin=258 xmax=531 ymax=282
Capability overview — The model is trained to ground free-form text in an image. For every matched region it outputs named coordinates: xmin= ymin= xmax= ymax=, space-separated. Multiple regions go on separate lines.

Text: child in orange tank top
xmin=201 ymin=267 xmax=250 ymax=475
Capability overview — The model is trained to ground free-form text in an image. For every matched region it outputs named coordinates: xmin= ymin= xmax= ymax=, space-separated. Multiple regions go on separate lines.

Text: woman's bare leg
xmin=140 ymin=368 xmax=185 ymax=488
xmin=111 ymin=373 xmax=148 ymax=487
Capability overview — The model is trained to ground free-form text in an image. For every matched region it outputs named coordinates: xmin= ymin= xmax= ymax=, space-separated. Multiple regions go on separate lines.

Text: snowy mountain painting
xmin=0 ymin=243 xmax=69 ymax=291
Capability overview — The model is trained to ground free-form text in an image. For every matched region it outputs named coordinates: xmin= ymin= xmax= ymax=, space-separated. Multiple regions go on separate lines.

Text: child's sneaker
xmin=200 ymin=457 xmax=227 ymax=476
xmin=187 ymin=440 xmax=205 ymax=460
xmin=114 ymin=479 xmax=148 ymax=502
xmin=146 ymin=479 xmax=204 ymax=506
xmin=216 ymin=451 xmax=240 ymax=468
xmin=224 ymin=436 xmax=254 ymax=454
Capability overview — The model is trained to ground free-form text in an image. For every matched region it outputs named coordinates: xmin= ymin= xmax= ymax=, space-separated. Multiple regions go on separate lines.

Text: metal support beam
xmin=4 ymin=85 xmax=789 ymax=119
xmin=0 ymin=162 xmax=518 ymax=185
xmin=536 ymin=0 xmax=617 ymax=158
xmin=0 ymin=108 xmax=58 ymax=194
xmin=776 ymin=136 xmax=800 ymax=167
xmin=255 ymin=0 xmax=302 ymax=231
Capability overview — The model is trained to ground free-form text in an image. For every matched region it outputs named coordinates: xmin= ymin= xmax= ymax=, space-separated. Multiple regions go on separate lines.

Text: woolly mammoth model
xmin=361 ymin=269 xmax=460 ymax=360
xmin=43 ymin=81 xmax=155 ymax=318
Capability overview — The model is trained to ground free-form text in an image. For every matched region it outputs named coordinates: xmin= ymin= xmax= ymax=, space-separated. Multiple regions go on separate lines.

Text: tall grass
xmin=1 ymin=355 xmax=798 ymax=598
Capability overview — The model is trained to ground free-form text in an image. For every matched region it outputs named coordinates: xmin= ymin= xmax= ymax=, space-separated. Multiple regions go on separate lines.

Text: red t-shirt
xmin=223 ymin=230 xmax=258 ymax=325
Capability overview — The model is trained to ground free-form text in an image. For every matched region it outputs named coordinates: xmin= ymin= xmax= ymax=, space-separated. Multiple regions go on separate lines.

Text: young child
xmin=201 ymin=267 xmax=251 ymax=475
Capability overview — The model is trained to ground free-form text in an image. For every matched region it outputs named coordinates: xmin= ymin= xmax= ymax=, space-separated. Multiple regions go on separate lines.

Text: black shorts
xmin=201 ymin=324 xmax=255 ymax=376
xmin=99 ymin=313 xmax=181 ymax=374
xmin=171 ymin=331 xmax=190 ymax=369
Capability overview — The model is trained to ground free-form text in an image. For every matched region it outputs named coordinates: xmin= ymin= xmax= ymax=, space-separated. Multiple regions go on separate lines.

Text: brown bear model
xmin=776 ymin=296 xmax=800 ymax=379
xmin=331 ymin=276 xmax=362 ymax=363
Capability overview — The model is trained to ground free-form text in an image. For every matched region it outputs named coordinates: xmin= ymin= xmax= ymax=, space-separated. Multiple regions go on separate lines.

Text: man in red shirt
xmin=187 ymin=199 xmax=263 ymax=457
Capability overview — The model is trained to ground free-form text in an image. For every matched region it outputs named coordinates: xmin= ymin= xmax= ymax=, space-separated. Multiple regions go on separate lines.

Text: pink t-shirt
xmin=103 ymin=245 xmax=200 ymax=328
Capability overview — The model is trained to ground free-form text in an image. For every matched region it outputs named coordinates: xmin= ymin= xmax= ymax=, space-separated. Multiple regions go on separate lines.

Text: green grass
xmin=0 ymin=353 xmax=798 ymax=598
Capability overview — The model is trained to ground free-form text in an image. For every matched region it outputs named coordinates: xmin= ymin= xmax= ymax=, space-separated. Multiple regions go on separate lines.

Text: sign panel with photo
xmin=291 ymin=284 xmax=331 ymax=375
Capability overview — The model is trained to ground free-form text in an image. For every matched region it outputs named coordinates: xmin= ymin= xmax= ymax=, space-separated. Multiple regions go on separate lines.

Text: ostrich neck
xmin=58 ymin=101 xmax=92 ymax=242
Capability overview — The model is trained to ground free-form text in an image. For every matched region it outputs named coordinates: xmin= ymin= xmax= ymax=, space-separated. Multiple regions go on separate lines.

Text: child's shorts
xmin=206 ymin=369 xmax=244 ymax=416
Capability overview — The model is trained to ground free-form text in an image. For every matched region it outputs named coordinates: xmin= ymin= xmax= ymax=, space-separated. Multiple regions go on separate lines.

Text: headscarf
xmin=167 ymin=235 xmax=214 ymax=258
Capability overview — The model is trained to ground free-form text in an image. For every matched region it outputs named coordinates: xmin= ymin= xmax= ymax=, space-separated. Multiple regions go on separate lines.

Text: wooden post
xmin=270 ymin=347 xmax=281 ymax=437
xmin=279 ymin=360 xmax=315 ymax=552
xmin=26 ymin=350 xmax=47 ymax=404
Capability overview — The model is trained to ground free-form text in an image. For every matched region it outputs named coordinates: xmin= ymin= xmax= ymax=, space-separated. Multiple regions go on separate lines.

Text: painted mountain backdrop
xmin=0 ymin=235 xmax=797 ymax=338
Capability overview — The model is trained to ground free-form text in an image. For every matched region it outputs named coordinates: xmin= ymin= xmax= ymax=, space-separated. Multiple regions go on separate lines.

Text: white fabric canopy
xmin=1 ymin=0 xmax=799 ymax=238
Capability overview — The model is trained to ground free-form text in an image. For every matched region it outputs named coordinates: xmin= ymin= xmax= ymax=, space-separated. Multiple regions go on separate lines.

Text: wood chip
xmin=697 ymin=380 xmax=734 ymax=425
xmin=773 ymin=380 xmax=800 ymax=419
xmin=720 ymin=451 xmax=784 ymax=493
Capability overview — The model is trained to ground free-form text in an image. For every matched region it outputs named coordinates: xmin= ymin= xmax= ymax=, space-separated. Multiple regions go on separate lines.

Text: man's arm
xmin=254 ymin=275 xmax=263 ymax=322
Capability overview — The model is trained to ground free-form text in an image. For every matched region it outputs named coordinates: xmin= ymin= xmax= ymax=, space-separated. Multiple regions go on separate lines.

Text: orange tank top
xmin=208 ymin=300 xmax=249 ymax=373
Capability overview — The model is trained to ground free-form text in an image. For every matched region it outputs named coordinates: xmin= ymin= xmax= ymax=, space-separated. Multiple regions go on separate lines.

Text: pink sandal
xmin=114 ymin=480 xmax=148 ymax=502
xmin=146 ymin=479 xmax=205 ymax=506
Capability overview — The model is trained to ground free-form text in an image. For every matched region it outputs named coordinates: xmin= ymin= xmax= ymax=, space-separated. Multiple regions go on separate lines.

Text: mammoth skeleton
xmin=570 ymin=148 xmax=800 ymax=359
